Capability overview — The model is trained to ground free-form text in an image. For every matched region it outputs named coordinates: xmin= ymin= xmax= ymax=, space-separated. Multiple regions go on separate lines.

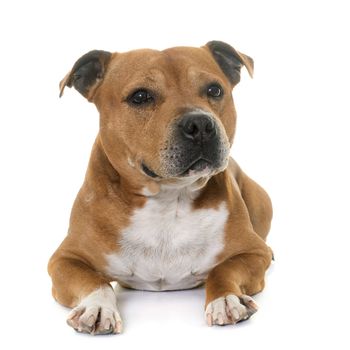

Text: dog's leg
xmin=205 ymin=241 xmax=272 ymax=326
xmin=48 ymin=256 xmax=122 ymax=335
xmin=239 ymin=174 xmax=273 ymax=241
xmin=228 ymin=158 xmax=273 ymax=241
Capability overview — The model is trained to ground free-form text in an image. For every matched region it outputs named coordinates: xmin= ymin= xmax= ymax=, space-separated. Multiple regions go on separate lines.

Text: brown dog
xmin=48 ymin=41 xmax=273 ymax=335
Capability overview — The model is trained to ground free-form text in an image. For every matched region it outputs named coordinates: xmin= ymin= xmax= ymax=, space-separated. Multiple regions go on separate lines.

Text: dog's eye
xmin=128 ymin=89 xmax=154 ymax=105
xmin=207 ymin=84 xmax=223 ymax=98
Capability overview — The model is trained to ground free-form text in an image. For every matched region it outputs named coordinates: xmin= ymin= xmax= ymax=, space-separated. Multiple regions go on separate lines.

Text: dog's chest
xmin=105 ymin=188 xmax=228 ymax=291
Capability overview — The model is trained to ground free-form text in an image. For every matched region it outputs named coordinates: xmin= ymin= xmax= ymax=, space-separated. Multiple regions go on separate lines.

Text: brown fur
xmin=48 ymin=43 xmax=272 ymax=323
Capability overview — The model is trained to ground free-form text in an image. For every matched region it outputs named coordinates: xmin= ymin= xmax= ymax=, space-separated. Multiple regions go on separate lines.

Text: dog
xmin=48 ymin=41 xmax=273 ymax=335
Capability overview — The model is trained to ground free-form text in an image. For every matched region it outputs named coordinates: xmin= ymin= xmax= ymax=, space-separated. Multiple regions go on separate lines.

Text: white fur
xmin=67 ymin=286 xmax=122 ymax=334
xmin=205 ymin=294 xmax=258 ymax=326
xmin=142 ymin=186 xmax=157 ymax=196
xmin=105 ymin=185 xmax=229 ymax=291
xmin=76 ymin=286 xmax=117 ymax=309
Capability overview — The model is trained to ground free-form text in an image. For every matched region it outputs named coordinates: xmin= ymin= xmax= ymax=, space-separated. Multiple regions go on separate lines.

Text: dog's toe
xmin=67 ymin=305 xmax=122 ymax=335
xmin=66 ymin=287 xmax=122 ymax=335
xmin=205 ymin=294 xmax=258 ymax=326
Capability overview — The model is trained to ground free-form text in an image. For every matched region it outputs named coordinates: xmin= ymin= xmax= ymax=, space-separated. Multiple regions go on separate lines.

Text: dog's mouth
xmin=141 ymin=158 xmax=212 ymax=179
xmin=180 ymin=158 xmax=211 ymax=176
xmin=141 ymin=162 xmax=159 ymax=178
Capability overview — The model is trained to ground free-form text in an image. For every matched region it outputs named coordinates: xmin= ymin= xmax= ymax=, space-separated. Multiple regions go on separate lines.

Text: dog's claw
xmin=206 ymin=313 xmax=213 ymax=326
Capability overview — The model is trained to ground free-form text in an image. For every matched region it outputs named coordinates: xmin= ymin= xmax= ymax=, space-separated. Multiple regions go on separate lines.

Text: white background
xmin=0 ymin=0 xmax=349 ymax=348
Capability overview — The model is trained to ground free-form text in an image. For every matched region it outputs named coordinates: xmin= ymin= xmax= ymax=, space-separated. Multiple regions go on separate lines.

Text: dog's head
xmin=60 ymin=41 xmax=253 ymax=191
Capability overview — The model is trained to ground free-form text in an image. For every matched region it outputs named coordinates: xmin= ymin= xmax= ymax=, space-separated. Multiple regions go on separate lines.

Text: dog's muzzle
xmin=141 ymin=112 xmax=230 ymax=179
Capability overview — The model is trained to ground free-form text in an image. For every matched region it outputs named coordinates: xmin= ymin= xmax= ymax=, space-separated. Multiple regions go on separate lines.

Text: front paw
xmin=66 ymin=287 xmax=122 ymax=335
xmin=205 ymin=294 xmax=258 ymax=326
xmin=67 ymin=304 xmax=122 ymax=335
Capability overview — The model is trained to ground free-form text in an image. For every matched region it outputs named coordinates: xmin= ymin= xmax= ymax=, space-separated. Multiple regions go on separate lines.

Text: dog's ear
xmin=205 ymin=41 xmax=254 ymax=86
xmin=59 ymin=50 xmax=112 ymax=100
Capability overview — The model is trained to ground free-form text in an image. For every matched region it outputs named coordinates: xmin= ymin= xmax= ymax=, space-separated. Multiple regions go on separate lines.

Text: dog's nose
xmin=179 ymin=114 xmax=216 ymax=143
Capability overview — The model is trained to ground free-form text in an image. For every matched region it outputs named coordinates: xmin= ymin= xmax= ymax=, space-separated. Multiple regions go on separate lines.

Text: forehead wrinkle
xmin=187 ymin=67 xmax=227 ymax=87
xmin=121 ymin=68 xmax=167 ymax=96
xmin=107 ymin=50 xmax=165 ymax=82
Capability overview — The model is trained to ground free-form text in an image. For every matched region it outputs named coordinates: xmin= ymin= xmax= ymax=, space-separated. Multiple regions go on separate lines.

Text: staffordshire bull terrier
xmin=48 ymin=41 xmax=273 ymax=334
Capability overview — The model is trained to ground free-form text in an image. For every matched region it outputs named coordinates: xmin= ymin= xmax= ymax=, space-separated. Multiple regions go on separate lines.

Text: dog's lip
xmin=141 ymin=157 xmax=212 ymax=179
xmin=179 ymin=158 xmax=212 ymax=177
xmin=141 ymin=162 xmax=160 ymax=178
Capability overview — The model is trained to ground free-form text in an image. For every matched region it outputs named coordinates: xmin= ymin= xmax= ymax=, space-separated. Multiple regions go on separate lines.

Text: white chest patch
xmin=105 ymin=186 xmax=229 ymax=291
